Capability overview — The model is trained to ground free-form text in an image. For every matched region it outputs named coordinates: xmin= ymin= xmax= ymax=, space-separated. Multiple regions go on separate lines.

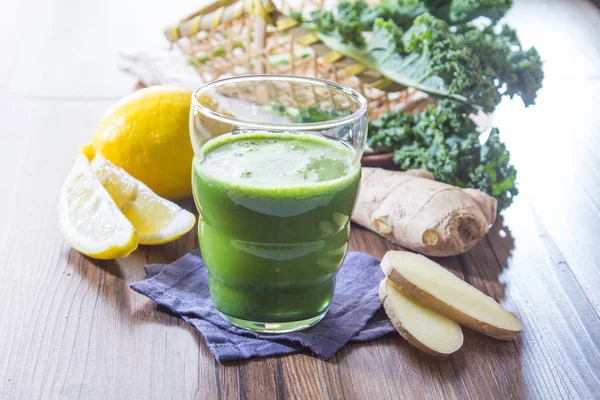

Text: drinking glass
xmin=190 ymin=75 xmax=367 ymax=333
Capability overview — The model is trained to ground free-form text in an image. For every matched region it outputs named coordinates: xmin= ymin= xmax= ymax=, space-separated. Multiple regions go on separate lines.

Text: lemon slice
xmin=59 ymin=154 xmax=138 ymax=259
xmin=90 ymin=153 xmax=196 ymax=245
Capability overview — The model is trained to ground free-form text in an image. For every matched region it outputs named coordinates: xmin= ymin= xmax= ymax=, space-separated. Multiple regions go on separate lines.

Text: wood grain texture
xmin=1 ymin=0 xmax=600 ymax=399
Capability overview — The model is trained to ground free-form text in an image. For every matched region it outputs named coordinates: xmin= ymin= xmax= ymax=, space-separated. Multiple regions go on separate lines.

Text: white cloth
xmin=118 ymin=47 xmax=203 ymax=89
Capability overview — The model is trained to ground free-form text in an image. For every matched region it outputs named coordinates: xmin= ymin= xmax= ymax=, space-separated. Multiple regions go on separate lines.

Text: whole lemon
xmin=92 ymin=86 xmax=193 ymax=200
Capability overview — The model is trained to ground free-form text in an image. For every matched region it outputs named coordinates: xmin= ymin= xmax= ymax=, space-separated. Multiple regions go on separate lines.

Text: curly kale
xmin=404 ymin=14 xmax=502 ymax=112
xmin=335 ymin=0 xmax=423 ymax=31
xmin=295 ymin=105 xmax=350 ymax=122
xmin=429 ymin=0 xmax=513 ymax=24
xmin=336 ymin=1 xmax=388 ymax=33
xmin=368 ymin=100 xmax=518 ymax=210
xmin=292 ymin=0 xmax=535 ymax=210
xmin=303 ymin=14 xmax=504 ymax=110
xmin=262 ymin=104 xmax=351 ymax=123
xmin=332 ymin=0 xmax=513 ymax=31
xmin=456 ymin=24 xmax=544 ymax=107
xmin=477 ymin=128 xmax=518 ymax=210
xmin=299 ymin=4 xmax=542 ymax=112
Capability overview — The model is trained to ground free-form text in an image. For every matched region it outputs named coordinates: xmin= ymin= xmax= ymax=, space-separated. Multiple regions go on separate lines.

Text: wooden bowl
xmin=361 ymin=153 xmax=397 ymax=169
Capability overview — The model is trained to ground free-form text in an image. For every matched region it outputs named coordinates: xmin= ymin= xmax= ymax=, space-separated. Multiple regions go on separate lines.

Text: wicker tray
xmin=163 ymin=0 xmax=434 ymax=118
xmin=162 ymin=0 xmax=436 ymax=167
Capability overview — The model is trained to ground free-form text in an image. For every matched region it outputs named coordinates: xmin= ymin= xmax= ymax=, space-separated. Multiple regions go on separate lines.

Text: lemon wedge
xmin=59 ymin=154 xmax=138 ymax=259
xmin=90 ymin=153 xmax=196 ymax=245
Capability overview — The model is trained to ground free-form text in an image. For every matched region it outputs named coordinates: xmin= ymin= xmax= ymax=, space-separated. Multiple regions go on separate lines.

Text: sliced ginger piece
xmin=382 ymin=251 xmax=524 ymax=340
xmin=379 ymin=279 xmax=464 ymax=356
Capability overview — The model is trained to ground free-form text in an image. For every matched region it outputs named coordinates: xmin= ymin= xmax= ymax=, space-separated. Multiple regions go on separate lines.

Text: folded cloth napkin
xmin=131 ymin=250 xmax=395 ymax=362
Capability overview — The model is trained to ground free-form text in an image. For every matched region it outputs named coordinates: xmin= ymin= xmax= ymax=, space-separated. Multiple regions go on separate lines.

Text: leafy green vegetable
xmin=455 ymin=24 xmax=543 ymax=107
xmin=303 ymin=8 xmax=366 ymax=47
xmin=425 ymin=0 xmax=513 ymax=25
xmin=297 ymin=0 xmax=542 ymax=112
xmin=261 ymin=104 xmax=349 ymax=123
xmin=334 ymin=0 xmax=512 ymax=31
xmin=295 ymin=105 xmax=350 ymax=122
xmin=290 ymin=0 xmax=537 ymax=210
xmin=304 ymin=14 xmax=496 ymax=108
xmin=368 ymin=100 xmax=517 ymax=210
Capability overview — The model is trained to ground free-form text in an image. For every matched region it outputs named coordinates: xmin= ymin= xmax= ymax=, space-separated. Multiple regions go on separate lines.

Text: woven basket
xmin=163 ymin=0 xmax=432 ymax=120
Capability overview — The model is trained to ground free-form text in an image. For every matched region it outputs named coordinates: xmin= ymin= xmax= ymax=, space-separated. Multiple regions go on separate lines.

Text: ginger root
xmin=351 ymin=167 xmax=497 ymax=257
xmin=379 ymin=278 xmax=464 ymax=356
xmin=382 ymin=251 xmax=524 ymax=340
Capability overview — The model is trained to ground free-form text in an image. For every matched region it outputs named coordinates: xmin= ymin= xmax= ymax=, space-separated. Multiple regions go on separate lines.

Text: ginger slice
xmin=379 ymin=278 xmax=464 ymax=356
xmin=382 ymin=251 xmax=524 ymax=340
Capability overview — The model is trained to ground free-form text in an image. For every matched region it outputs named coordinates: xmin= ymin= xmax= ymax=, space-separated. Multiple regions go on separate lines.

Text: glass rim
xmin=191 ymin=74 xmax=368 ymax=131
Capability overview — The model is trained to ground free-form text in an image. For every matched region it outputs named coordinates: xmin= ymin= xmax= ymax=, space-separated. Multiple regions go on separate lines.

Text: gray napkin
xmin=131 ymin=250 xmax=395 ymax=362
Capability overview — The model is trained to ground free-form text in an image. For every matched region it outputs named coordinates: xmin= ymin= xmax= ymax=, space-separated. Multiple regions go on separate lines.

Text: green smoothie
xmin=192 ymin=131 xmax=360 ymax=325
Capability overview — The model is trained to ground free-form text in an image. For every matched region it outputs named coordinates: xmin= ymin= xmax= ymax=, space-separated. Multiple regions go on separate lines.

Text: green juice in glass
xmin=192 ymin=131 xmax=360 ymax=327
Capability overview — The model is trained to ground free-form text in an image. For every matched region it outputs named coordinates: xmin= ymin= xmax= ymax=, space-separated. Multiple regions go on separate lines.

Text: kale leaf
xmin=429 ymin=0 xmax=513 ymax=25
xmin=477 ymin=127 xmax=518 ymax=210
xmin=304 ymin=14 xmax=503 ymax=109
xmin=368 ymin=100 xmax=518 ymax=210
xmin=295 ymin=105 xmax=350 ymax=122
xmin=291 ymin=0 xmax=534 ymax=210
xmin=333 ymin=0 xmax=513 ymax=31
xmin=300 ymin=3 xmax=542 ymax=112
xmin=456 ymin=24 xmax=544 ymax=107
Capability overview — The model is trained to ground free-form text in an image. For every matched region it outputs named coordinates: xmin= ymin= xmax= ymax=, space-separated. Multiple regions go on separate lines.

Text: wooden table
xmin=1 ymin=0 xmax=600 ymax=398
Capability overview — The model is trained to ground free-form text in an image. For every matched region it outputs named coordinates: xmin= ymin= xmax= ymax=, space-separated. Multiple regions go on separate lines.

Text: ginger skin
xmin=351 ymin=168 xmax=497 ymax=257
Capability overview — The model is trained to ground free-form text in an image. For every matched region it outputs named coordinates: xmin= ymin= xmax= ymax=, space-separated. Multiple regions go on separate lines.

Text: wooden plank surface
xmin=1 ymin=0 xmax=600 ymax=399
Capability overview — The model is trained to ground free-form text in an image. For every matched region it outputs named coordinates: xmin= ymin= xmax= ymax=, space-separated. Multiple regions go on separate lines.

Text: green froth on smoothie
xmin=195 ymin=131 xmax=359 ymax=197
